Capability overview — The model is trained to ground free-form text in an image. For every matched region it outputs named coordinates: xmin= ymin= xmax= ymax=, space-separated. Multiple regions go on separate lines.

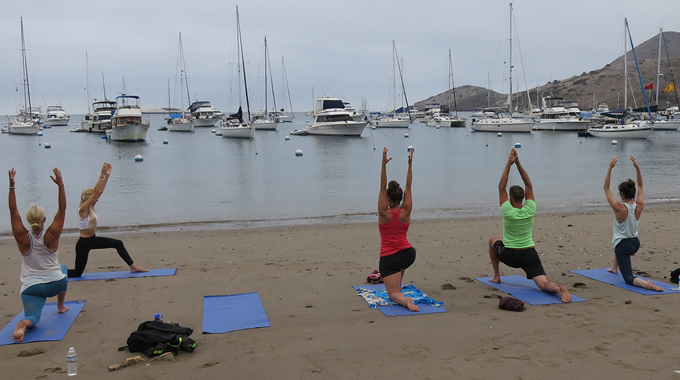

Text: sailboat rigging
xmin=8 ymin=17 xmax=40 ymax=135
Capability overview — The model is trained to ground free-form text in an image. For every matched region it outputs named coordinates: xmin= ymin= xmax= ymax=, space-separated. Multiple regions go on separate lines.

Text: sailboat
xmin=8 ymin=17 xmax=40 ymax=135
xmin=167 ymin=32 xmax=194 ymax=132
xmin=220 ymin=5 xmax=255 ymax=139
xmin=651 ymin=28 xmax=680 ymax=131
xmin=373 ymin=40 xmax=411 ymax=128
xmin=589 ymin=19 xmax=652 ymax=139
xmin=471 ymin=3 xmax=533 ymax=133
xmin=270 ymin=57 xmax=294 ymax=122
xmin=251 ymin=36 xmax=278 ymax=130
xmin=427 ymin=50 xmax=467 ymax=128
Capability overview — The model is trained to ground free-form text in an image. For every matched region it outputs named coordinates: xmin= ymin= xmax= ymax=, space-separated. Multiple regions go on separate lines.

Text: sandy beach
xmin=1 ymin=205 xmax=679 ymax=379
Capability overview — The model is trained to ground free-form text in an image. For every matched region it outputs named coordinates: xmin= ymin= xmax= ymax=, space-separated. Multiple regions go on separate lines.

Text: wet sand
xmin=1 ymin=205 xmax=679 ymax=379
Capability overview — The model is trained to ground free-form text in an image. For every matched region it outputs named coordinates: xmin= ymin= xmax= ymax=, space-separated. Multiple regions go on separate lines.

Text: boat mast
xmin=264 ymin=36 xmax=268 ymax=116
xmin=236 ymin=5 xmax=251 ymax=122
xmin=656 ymin=28 xmax=662 ymax=107
xmin=624 ymin=19 xmax=628 ymax=110
xmin=266 ymin=37 xmax=277 ymax=115
xmin=393 ymin=42 xmax=412 ymax=121
xmin=179 ymin=32 xmax=191 ymax=109
xmin=20 ymin=17 xmax=33 ymax=120
xmin=508 ymin=3 xmax=513 ymax=114
xmin=102 ymin=72 xmax=108 ymax=100
xmin=282 ymin=57 xmax=294 ymax=115
xmin=449 ymin=49 xmax=459 ymax=118
xmin=392 ymin=40 xmax=397 ymax=118
xmin=661 ymin=31 xmax=680 ymax=107
xmin=85 ymin=52 xmax=91 ymax=115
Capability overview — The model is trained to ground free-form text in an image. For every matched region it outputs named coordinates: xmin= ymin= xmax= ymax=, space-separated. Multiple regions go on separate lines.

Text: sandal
xmin=366 ymin=270 xmax=382 ymax=284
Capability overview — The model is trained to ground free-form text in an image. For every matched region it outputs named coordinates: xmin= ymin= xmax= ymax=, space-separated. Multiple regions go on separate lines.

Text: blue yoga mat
xmin=476 ymin=276 xmax=586 ymax=305
xmin=68 ymin=268 xmax=176 ymax=281
xmin=352 ymin=284 xmax=447 ymax=317
xmin=0 ymin=300 xmax=86 ymax=345
xmin=202 ymin=292 xmax=271 ymax=334
xmin=570 ymin=268 xmax=680 ymax=295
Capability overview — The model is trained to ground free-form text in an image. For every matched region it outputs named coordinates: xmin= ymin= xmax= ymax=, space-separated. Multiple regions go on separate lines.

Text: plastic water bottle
xmin=154 ymin=313 xmax=163 ymax=322
xmin=67 ymin=347 xmax=77 ymax=376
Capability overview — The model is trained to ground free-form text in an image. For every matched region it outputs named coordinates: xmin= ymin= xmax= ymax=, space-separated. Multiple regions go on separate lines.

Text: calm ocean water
xmin=1 ymin=112 xmax=679 ymax=234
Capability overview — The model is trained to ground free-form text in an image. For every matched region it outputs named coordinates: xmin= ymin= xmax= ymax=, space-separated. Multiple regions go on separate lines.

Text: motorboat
xmin=188 ymin=100 xmax=222 ymax=127
xmin=106 ymin=95 xmax=150 ymax=141
xmin=290 ymin=96 xmax=368 ymax=136
xmin=166 ymin=113 xmax=194 ymax=132
xmin=373 ymin=113 xmax=411 ymax=128
xmin=654 ymin=107 xmax=680 ymax=130
xmin=470 ymin=109 xmax=534 ymax=132
xmin=44 ymin=104 xmax=70 ymax=126
xmin=587 ymin=122 xmax=652 ymax=139
xmin=533 ymin=97 xmax=591 ymax=131
xmin=82 ymin=100 xmax=116 ymax=133
xmin=251 ymin=113 xmax=277 ymax=130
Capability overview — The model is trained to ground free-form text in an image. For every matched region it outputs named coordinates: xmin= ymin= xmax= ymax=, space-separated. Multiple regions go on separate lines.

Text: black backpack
xmin=118 ymin=321 xmax=197 ymax=356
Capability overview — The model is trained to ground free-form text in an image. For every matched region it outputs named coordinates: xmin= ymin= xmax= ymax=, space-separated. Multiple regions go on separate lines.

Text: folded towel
xmin=355 ymin=284 xmax=444 ymax=308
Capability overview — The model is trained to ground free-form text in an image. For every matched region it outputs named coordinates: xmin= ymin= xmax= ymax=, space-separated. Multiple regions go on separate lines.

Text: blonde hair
xmin=80 ymin=188 xmax=97 ymax=230
xmin=26 ymin=204 xmax=45 ymax=234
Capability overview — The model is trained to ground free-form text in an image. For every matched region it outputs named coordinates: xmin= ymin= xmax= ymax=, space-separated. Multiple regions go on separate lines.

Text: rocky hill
xmin=415 ymin=31 xmax=680 ymax=112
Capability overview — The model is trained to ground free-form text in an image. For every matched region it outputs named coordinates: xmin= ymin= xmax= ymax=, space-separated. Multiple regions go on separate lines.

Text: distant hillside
xmin=415 ymin=31 xmax=680 ymax=111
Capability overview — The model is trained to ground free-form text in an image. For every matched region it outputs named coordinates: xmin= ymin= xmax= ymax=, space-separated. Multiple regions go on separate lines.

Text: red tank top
xmin=379 ymin=208 xmax=412 ymax=257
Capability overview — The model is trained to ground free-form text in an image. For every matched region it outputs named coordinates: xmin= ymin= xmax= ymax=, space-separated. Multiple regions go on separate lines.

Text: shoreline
xmin=1 ymin=198 xmax=678 ymax=238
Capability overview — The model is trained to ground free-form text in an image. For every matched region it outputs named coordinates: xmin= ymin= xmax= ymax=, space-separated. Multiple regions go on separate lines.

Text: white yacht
xmin=82 ymin=99 xmax=116 ymax=133
xmin=106 ymin=95 xmax=150 ymax=141
xmin=533 ymin=97 xmax=591 ymax=131
xmin=290 ymin=96 xmax=368 ymax=136
xmin=44 ymin=104 xmax=70 ymax=126
xmin=470 ymin=109 xmax=534 ymax=132
xmin=588 ymin=122 xmax=652 ymax=139
xmin=188 ymin=100 xmax=222 ymax=127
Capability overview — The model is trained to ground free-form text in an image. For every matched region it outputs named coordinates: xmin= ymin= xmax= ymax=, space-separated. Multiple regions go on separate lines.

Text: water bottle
xmin=154 ymin=313 xmax=163 ymax=322
xmin=67 ymin=347 xmax=77 ymax=376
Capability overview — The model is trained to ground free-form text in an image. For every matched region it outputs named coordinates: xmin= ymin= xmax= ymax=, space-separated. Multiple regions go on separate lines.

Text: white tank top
xmin=20 ymin=231 xmax=66 ymax=293
xmin=78 ymin=211 xmax=97 ymax=230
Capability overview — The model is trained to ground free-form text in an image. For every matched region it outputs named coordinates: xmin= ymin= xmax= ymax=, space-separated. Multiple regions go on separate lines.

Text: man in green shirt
xmin=488 ymin=148 xmax=571 ymax=303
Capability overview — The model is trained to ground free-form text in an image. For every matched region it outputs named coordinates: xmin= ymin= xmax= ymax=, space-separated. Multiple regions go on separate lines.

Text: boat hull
xmin=253 ymin=120 xmax=278 ymax=130
xmin=588 ymin=125 xmax=652 ymax=139
xmin=106 ymin=123 xmax=150 ymax=141
xmin=8 ymin=122 xmax=39 ymax=135
xmin=276 ymin=114 xmax=294 ymax=122
xmin=470 ymin=119 xmax=534 ymax=132
xmin=293 ymin=121 xmax=367 ymax=136
xmin=167 ymin=121 xmax=194 ymax=132
xmin=373 ymin=119 xmax=410 ymax=128
xmin=653 ymin=120 xmax=680 ymax=130
xmin=533 ymin=120 xmax=591 ymax=131
xmin=192 ymin=118 xmax=219 ymax=127
xmin=44 ymin=117 xmax=70 ymax=126
xmin=220 ymin=125 xmax=254 ymax=139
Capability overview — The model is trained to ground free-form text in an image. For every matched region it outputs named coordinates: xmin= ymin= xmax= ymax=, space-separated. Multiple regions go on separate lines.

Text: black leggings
xmin=68 ymin=235 xmax=134 ymax=277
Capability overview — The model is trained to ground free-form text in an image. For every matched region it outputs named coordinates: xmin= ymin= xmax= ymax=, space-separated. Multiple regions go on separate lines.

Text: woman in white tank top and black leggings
xmin=67 ymin=163 xmax=147 ymax=277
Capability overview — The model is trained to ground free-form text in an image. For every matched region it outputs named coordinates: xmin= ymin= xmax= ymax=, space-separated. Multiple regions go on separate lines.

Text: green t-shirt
xmin=501 ymin=199 xmax=536 ymax=249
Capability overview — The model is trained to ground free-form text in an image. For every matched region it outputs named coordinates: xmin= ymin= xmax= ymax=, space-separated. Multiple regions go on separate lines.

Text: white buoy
xmin=407 ymin=145 xmax=414 ymax=152
xmin=404 ymin=133 xmax=409 ymax=138
xmin=611 ymin=140 xmax=618 ymax=145
xmin=295 ymin=149 xmax=303 ymax=157
xmin=497 ymin=132 xmax=502 ymax=137
xmin=134 ymin=154 xmax=143 ymax=162
xmin=515 ymin=142 xmax=521 ymax=148
xmin=37 ymin=132 xmax=43 ymax=136
xmin=44 ymin=143 xmax=51 ymax=149
xmin=211 ymin=129 xmax=216 ymax=133
xmin=163 ymin=139 xmax=169 ymax=144
xmin=371 ymin=125 xmax=376 ymax=130
xmin=285 ymin=136 xmax=290 ymax=140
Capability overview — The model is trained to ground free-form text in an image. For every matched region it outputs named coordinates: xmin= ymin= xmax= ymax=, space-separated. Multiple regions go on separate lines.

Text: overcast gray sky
xmin=2 ymin=0 xmax=678 ymax=116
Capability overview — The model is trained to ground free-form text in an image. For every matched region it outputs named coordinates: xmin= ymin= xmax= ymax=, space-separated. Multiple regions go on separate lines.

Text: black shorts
xmin=379 ymin=247 xmax=416 ymax=278
xmin=493 ymin=240 xmax=546 ymax=279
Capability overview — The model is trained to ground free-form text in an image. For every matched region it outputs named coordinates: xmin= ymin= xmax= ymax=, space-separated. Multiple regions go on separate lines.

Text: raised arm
xmin=378 ymin=148 xmax=392 ymax=219
xmin=498 ymin=149 xmax=514 ymax=206
xmin=79 ymin=163 xmax=111 ymax=217
xmin=631 ymin=156 xmax=644 ymax=219
xmin=604 ymin=156 xmax=627 ymax=222
xmin=44 ymin=168 xmax=66 ymax=251
xmin=513 ymin=149 xmax=534 ymax=202
xmin=401 ymin=149 xmax=413 ymax=216
xmin=8 ymin=169 xmax=30 ymax=254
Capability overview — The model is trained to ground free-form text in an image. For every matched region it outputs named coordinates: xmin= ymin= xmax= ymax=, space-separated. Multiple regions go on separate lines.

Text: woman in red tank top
xmin=377 ymin=147 xmax=418 ymax=312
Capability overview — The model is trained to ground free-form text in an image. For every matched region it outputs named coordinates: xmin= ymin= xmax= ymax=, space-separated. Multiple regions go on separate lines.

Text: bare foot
xmin=607 ymin=268 xmax=618 ymax=274
xmin=13 ymin=320 xmax=29 ymax=343
xmin=558 ymin=286 xmax=571 ymax=303
xmin=406 ymin=297 xmax=420 ymax=312
xmin=58 ymin=305 xmax=70 ymax=314
xmin=130 ymin=264 xmax=148 ymax=273
xmin=489 ymin=276 xmax=502 ymax=284
xmin=644 ymin=280 xmax=663 ymax=292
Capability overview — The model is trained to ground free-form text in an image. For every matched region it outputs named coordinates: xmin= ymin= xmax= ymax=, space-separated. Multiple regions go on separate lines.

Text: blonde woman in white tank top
xmin=67 ymin=163 xmax=147 ymax=277
xmin=8 ymin=168 xmax=69 ymax=342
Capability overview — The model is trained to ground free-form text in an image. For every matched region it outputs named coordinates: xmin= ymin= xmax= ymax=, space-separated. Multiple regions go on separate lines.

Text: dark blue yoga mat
xmin=476 ymin=276 xmax=586 ymax=305
xmin=352 ymin=284 xmax=448 ymax=317
xmin=202 ymin=293 xmax=271 ymax=334
xmin=68 ymin=268 xmax=176 ymax=281
xmin=0 ymin=300 xmax=86 ymax=345
xmin=570 ymin=268 xmax=680 ymax=295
